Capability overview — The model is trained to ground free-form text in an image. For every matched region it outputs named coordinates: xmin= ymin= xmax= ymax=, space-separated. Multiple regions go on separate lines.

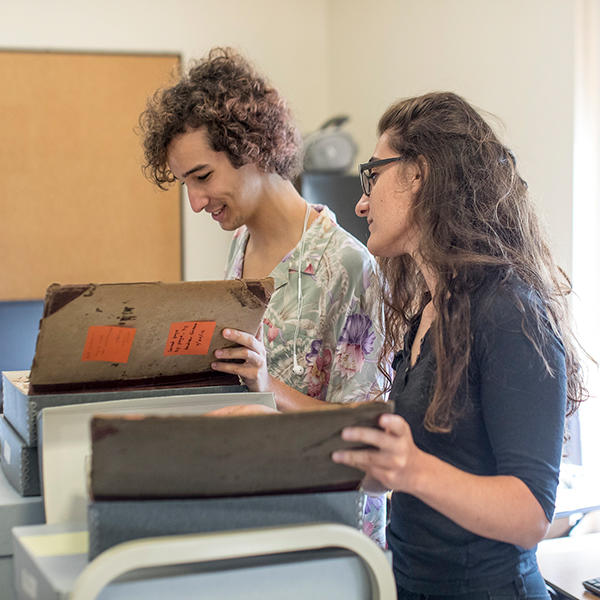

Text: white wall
xmin=0 ymin=0 xmax=330 ymax=281
xmin=327 ymin=0 xmax=575 ymax=277
xmin=0 ymin=0 xmax=576 ymax=280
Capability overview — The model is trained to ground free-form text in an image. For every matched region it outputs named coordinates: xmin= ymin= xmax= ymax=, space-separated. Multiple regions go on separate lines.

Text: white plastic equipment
xmin=70 ymin=523 xmax=397 ymax=600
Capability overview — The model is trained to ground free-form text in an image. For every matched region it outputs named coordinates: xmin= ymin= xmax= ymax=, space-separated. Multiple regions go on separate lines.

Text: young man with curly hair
xmin=139 ymin=47 xmax=387 ymax=547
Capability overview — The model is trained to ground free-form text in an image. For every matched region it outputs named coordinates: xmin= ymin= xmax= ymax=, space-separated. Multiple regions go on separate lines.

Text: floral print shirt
xmin=224 ymin=204 xmax=387 ymax=547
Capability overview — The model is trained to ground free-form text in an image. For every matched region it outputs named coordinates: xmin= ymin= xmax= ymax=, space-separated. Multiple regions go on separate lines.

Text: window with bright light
xmin=572 ymin=0 xmax=600 ymax=474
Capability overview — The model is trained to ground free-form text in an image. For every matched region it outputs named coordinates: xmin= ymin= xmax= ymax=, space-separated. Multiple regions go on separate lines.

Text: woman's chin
xmin=366 ymin=238 xmax=386 ymax=258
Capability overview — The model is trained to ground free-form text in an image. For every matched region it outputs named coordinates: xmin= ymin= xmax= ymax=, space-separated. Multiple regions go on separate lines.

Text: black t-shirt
xmin=387 ymin=275 xmax=566 ymax=594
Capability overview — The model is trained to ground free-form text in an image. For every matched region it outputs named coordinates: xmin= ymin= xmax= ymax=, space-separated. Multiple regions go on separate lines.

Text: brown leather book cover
xmin=90 ymin=400 xmax=393 ymax=499
xmin=29 ymin=279 xmax=274 ymax=394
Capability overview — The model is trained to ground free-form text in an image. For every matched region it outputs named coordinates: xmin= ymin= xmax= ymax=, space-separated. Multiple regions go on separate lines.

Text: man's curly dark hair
xmin=139 ymin=47 xmax=302 ymax=189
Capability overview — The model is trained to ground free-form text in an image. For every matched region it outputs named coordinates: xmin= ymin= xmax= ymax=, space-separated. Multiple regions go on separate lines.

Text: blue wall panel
xmin=0 ymin=301 xmax=43 ymax=393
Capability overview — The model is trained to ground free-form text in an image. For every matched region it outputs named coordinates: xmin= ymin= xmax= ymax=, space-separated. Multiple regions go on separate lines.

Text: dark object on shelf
xmin=303 ymin=115 xmax=357 ymax=173
xmin=301 ymin=173 xmax=370 ymax=245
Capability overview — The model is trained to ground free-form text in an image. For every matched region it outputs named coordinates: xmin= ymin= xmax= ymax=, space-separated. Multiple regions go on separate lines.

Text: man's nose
xmin=187 ymin=188 xmax=209 ymax=213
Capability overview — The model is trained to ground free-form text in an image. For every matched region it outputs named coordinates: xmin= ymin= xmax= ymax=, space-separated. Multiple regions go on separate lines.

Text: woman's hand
xmin=332 ymin=413 xmax=423 ymax=494
xmin=211 ymin=327 xmax=271 ymax=393
xmin=334 ymin=413 xmax=551 ymax=548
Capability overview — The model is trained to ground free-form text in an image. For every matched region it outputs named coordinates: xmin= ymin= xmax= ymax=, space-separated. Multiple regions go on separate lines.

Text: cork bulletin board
xmin=0 ymin=51 xmax=182 ymax=301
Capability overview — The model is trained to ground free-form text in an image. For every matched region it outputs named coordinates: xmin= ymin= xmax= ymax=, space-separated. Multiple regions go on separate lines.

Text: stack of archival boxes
xmin=0 ymin=371 xmax=45 ymax=598
xmin=5 ymin=278 xmax=388 ymax=598
xmin=0 ymin=279 xmax=272 ymax=597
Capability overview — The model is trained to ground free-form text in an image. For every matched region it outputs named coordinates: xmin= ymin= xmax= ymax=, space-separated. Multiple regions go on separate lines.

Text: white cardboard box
xmin=0 ymin=468 xmax=44 ymax=600
xmin=0 ymin=468 xmax=44 ymax=557
xmin=40 ymin=392 xmax=275 ymax=525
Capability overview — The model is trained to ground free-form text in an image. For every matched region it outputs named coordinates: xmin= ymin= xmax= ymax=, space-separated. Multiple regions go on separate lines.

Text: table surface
xmin=553 ymin=464 xmax=600 ymax=519
xmin=554 ymin=482 xmax=600 ymax=519
xmin=537 ymin=532 xmax=600 ymax=600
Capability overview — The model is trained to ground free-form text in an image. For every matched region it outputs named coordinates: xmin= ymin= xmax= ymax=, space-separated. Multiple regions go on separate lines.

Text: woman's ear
xmin=411 ymin=155 xmax=428 ymax=190
xmin=406 ymin=156 xmax=427 ymax=194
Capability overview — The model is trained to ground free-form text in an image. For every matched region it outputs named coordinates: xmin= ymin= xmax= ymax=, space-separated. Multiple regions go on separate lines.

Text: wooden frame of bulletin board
xmin=0 ymin=50 xmax=182 ymax=301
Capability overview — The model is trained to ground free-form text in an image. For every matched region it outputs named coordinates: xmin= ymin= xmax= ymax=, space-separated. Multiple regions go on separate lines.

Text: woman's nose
xmin=355 ymin=193 xmax=369 ymax=218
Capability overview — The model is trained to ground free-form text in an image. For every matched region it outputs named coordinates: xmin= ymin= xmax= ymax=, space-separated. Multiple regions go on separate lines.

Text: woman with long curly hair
xmin=333 ymin=91 xmax=587 ymax=597
xmin=139 ymin=47 xmax=386 ymax=546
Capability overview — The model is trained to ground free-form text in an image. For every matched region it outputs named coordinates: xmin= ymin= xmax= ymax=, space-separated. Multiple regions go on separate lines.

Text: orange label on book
xmin=164 ymin=321 xmax=216 ymax=356
xmin=81 ymin=326 xmax=136 ymax=363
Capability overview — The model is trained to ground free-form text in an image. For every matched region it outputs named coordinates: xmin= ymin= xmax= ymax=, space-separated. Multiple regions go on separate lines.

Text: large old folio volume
xmin=90 ymin=401 xmax=393 ymax=499
xmin=29 ymin=278 xmax=274 ymax=393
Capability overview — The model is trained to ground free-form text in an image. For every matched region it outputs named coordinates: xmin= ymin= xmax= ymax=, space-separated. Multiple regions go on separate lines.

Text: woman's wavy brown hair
xmin=139 ymin=47 xmax=302 ymax=188
xmin=376 ymin=92 xmax=587 ymax=432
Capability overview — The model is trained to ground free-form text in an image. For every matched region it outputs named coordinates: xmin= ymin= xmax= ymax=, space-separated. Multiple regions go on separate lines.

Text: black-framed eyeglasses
xmin=359 ymin=156 xmax=406 ymax=197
